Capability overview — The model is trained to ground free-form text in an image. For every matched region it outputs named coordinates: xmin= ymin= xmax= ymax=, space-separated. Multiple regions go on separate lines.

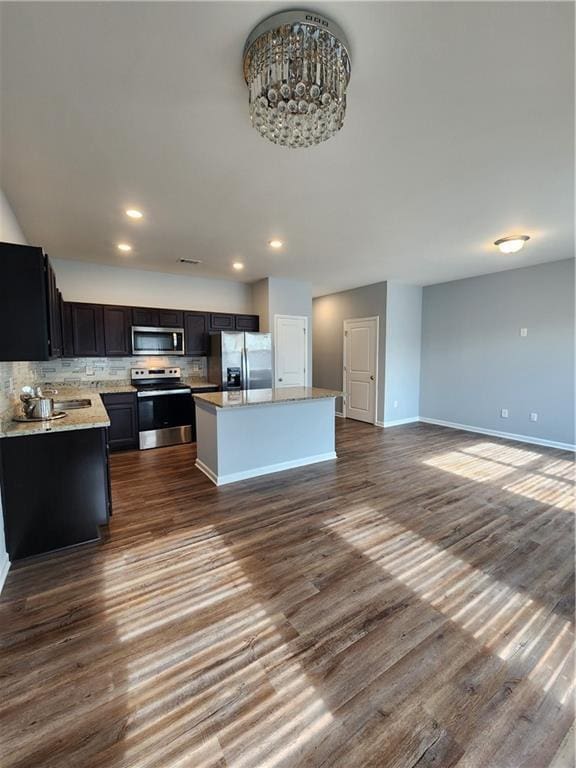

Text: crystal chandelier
xmin=243 ymin=10 xmax=352 ymax=148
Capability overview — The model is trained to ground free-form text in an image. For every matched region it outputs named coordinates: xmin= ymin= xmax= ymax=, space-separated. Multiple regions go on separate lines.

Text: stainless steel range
xmin=131 ymin=367 xmax=193 ymax=450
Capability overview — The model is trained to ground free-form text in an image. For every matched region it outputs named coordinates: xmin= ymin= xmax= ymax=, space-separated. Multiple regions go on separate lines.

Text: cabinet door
xmin=210 ymin=313 xmax=235 ymax=331
xmin=44 ymin=257 xmax=62 ymax=358
xmin=71 ymin=303 xmax=105 ymax=356
xmin=132 ymin=307 xmax=159 ymax=327
xmin=158 ymin=309 xmax=184 ymax=328
xmin=61 ymin=301 xmax=75 ymax=357
xmin=184 ymin=312 xmax=209 ymax=356
xmin=101 ymin=393 xmax=138 ymax=450
xmin=235 ymin=314 xmax=259 ymax=332
xmin=103 ymin=306 xmax=131 ymax=356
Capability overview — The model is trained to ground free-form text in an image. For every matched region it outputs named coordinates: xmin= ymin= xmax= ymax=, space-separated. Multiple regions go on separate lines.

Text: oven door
xmin=137 ymin=391 xmax=193 ymax=449
xmin=131 ymin=326 xmax=185 ymax=356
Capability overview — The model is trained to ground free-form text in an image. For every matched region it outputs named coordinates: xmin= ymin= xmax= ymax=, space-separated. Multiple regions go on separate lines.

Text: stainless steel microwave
xmin=131 ymin=326 xmax=185 ymax=356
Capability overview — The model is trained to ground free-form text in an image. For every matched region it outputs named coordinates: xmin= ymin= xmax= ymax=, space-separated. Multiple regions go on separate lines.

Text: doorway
xmin=343 ymin=316 xmax=378 ymax=423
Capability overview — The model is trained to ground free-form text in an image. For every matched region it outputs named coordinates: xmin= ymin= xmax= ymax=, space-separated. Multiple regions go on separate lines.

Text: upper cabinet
xmin=132 ymin=307 xmax=159 ymax=327
xmin=0 ymin=242 xmax=62 ymax=361
xmin=209 ymin=313 xmax=235 ymax=331
xmin=235 ymin=314 xmax=260 ymax=332
xmin=158 ymin=309 xmax=183 ymax=328
xmin=184 ymin=312 xmax=209 ymax=356
xmin=68 ymin=303 xmax=105 ymax=357
xmin=103 ymin=306 xmax=131 ymax=356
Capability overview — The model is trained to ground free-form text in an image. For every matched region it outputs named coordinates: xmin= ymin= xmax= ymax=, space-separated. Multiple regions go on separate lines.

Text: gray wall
xmin=420 ymin=259 xmax=575 ymax=446
xmin=384 ymin=282 xmax=422 ymax=423
xmin=313 ymin=282 xmax=387 ymax=420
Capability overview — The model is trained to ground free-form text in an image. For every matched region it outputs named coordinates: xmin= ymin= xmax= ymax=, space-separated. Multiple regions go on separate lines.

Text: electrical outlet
xmin=500 ymin=408 xmax=509 ymax=418
xmin=530 ymin=412 xmax=538 ymax=422
xmin=520 ymin=328 xmax=528 ymax=337
xmin=8 ymin=377 xmax=14 ymax=394
xmin=393 ymin=400 xmax=399 ymax=409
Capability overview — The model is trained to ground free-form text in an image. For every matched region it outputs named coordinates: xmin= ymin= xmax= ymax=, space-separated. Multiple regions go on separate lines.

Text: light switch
xmin=500 ymin=408 xmax=509 ymax=418
xmin=530 ymin=412 xmax=538 ymax=422
xmin=520 ymin=328 xmax=528 ymax=337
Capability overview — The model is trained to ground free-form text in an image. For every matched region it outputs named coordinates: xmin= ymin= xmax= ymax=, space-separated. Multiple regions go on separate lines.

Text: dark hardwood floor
xmin=1 ymin=419 xmax=574 ymax=767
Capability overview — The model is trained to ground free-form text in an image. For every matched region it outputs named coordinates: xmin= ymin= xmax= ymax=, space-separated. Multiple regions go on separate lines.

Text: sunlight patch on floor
xmin=424 ymin=442 xmax=575 ymax=512
xmin=105 ymin=526 xmax=334 ymax=768
xmin=326 ymin=507 xmax=574 ymax=705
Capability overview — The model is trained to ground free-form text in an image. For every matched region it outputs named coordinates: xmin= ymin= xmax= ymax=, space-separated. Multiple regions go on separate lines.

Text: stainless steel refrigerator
xmin=208 ymin=332 xmax=273 ymax=390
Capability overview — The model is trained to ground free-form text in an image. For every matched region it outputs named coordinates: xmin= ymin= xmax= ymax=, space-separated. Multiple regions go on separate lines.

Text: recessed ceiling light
xmin=494 ymin=235 xmax=530 ymax=254
xmin=125 ymin=209 xmax=143 ymax=219
xmin=233 ymin=262 xmax=245 ymax=270
xmin=117 ymin=243 xmax=132 ymax=252
xmin=268 ymin=239 xmax=283 ymax=249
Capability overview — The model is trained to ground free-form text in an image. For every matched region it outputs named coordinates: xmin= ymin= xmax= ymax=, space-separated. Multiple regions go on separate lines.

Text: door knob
xmin=370 ymin=375 xmax=374 ymax=380
xmin=278 ymin=377 xmax=283 ymax=382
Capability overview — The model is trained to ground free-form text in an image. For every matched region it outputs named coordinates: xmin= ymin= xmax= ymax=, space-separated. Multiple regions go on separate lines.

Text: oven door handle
xmin=137 ymin=389 xmax=191 ymax=398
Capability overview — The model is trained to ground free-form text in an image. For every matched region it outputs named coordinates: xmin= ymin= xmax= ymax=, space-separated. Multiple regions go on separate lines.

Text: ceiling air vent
xmin=179 ymin=258 xmax=203 ymax=265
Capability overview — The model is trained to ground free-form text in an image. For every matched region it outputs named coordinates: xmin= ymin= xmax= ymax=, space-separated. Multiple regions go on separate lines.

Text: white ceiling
xmin=1 ymin=2 xmax=573 ymax=296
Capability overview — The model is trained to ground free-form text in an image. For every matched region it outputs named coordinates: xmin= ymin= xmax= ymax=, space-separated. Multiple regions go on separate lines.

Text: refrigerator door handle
xmin=243 ymin=343 xmax=250 ymax=389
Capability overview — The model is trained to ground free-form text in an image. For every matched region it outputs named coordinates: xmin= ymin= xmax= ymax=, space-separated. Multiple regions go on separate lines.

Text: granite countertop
xmin=194 ymin=387 xmax=343 ymax=409
xmin=0 ymin=388 xmax=110 ymax=439
xmin=36 ymin=378 xmax=213 ymax=394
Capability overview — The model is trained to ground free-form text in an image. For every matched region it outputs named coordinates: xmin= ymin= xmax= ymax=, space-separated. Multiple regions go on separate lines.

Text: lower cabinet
xmin=101 ymin=392 xmax=138 ymax=451
xmin=0 ymin=427 xmax=111 ymax=560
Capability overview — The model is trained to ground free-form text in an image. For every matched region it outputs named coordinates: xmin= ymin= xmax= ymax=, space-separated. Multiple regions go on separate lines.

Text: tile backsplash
xmin=0 ymin=357 xmax=206 ymax=414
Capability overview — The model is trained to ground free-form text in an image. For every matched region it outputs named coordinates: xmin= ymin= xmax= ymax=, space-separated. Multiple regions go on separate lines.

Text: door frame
xmin=274 ymin=314 xmax=309 ymax=387
xmin=342 ymin=316 xmax=379 ymax=423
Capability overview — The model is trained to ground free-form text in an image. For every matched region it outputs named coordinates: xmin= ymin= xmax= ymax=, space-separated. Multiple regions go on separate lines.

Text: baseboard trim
xmin=195 ymin=452 xmax=338 ymax=486
xmin=379 ymin=417 xmax=420 ymax=428
xmin=0 ymin=553 xmax=10 ymax=595
xmin=419 ymin=417 xmax=575 ymax=452
xmin=335 ymin=411 xmax=344 ymax=418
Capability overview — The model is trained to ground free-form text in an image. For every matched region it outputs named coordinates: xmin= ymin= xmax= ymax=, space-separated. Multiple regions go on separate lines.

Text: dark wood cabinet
xmin=66 ymin=303 xmax=105 ymax=357
xmin=101 ymin=392 xmax=138 ymax=451
xmin=0 ymin=427 xmax=110 ymax=560
xmin=235 ymin=314 xmax=260 ymax=332
xmin=132 ymin=307 xmax=159 ymax=327
xmin=210 ymin=313 xmax=235 ymax=331
xmin=103 ymin=306 xmax=131 ymax=356
xmin=158 ymin=309 xmax=183 ymax=328
xmin=131 ymin=307 xmax=183 ymax=328
xmin=0 ymin=242 xmax=61 ymax=361
xmin=184 ymin=312 xmax=209 ymax=356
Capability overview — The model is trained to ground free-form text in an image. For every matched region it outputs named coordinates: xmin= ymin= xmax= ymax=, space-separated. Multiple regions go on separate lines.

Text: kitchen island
xmin=193 ymin=387 xmax=342 ymax=485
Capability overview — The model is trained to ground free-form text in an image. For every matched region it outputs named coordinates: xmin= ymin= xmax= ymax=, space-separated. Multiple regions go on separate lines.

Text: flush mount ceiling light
xmin=179 ymin=258 xmax=203 ymax=265
xmin=125 ymin=209 xmax=143 ymax=219
xmin=243 ymin=10 xmax=351 ymax=148
xmin=117 ymin=243 xmax=132 ymax=252
xmin=268 ymin=239 xmax=283 ymax=249
xmin=233 ymin=262 xmax=245 ymax=271
xmin=494 ymin=235 xmax=530 ymax=254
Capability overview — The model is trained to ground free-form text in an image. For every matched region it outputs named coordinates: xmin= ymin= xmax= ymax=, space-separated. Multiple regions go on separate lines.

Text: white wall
xmin=252 ymin=277 xmax=313 ymax=386
xmin=0 ymin=188 xmax=27 ymax=244
xmin=52 ymin=258 xmax=253 ymax=314
xmin=384 ymin=282 xmax=422 ymax=425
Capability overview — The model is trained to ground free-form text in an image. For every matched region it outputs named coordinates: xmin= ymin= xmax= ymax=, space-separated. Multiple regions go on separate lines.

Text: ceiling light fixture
xmin=117 ymin=243 xmax=132 ymax=252
xmin=243 ymin=10 xmax=351 ymax=148
xmin=233 ymin=262 xmax=245 ymax=271
xmin=494 ymin=235 xmax=530 ymax=254
xmin=125 ymin=209 xmax=143 ymax=219
xmin=268 ymin=239 xmax=283 ymax=249
xmin=180 ymin=258 xmax=203 ymax=265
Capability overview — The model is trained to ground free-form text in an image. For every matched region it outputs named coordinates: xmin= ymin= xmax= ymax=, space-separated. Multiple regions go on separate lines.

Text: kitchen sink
xmin=53 ymin=399 xmax=92 ymax=410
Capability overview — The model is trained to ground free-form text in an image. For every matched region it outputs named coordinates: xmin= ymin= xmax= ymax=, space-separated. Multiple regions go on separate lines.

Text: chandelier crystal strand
xmin=243 ymin=11 xmax=351 ymax=148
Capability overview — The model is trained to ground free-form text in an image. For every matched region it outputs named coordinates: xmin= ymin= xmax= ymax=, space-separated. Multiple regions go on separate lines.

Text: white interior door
xmin=274 ymin=315 xmax=308 ymax=388
xmin=344 ymin=317 xmax=378 ymax=423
